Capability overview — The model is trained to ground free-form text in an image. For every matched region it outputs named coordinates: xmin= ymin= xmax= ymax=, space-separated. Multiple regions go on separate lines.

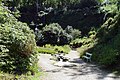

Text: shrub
xmin=65 ymin=26 xmax=81 ymax=40
xmin=91 ymin=44 xmax=119 ymax=66
xmin=70 ymin=38 xmax=83 ymax=48
xmin=91 ymin=33 xmax=120 ymax=66
xmin=96 ymin=13 xmax=120 ymax=43
xmin=0 ymin=4 xmax=37 ymax=74
xmin=88 ymin=27 xmax=97 ymax=39
xmin=37 ymin=23 xmax=63 ymax=45
xmin=54 ymin=45 xmax=71 ymax=54
xmin=70 ymin=37 xmax=93 ymax=48
xmin=37 ymin=23 xmax=72 ymax=45
xmin=99 ymin=48 xmax=118 ymax=66
xmin=70 ymin=29 xmax=81 ymax=40
xmin=59 ymin=31 xmax=72 ymax=45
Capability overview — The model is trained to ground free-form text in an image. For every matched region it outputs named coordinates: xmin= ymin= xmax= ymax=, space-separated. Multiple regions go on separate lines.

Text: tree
xmin=37 ymin=23 xmax=64 ymax=45
xmin=36 ymin=23 xmax=73 ymax=45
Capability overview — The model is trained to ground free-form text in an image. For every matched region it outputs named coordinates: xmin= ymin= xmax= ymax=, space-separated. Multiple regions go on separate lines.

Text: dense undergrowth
xmin=0 ymin=3 xmax=39 ymax=79
xmin=77 ymin=13 xmax=120 ymax=70
xmin=91 ymin=13 xmax=120 ymax=67
xmin=36 ymin=23 xmax=81 ymax=46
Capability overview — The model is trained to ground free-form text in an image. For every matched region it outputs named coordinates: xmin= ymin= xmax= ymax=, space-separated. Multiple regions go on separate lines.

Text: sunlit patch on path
xmin=38 ymin=50 xmax=120 ymax=80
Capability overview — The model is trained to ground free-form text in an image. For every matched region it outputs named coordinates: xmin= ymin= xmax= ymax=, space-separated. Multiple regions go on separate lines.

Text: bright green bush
xmin=37 ymin=47 xmax=56 ymax=54
xmin=70 ymin=37 xmax=93 ymax=48
xmin=54 ymin=45 xmax=71 ymax=54
xmin=0 ymin=4 xmax=37 ymax=74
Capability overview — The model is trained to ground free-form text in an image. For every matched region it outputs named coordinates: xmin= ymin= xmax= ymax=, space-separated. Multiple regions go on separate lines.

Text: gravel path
xmin=38 ymin=50 xmax=120 ymax=80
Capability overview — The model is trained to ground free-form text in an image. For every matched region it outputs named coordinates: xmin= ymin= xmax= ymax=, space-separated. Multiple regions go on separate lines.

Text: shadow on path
xmin=39 ymin=50 xmax=120 ymax=80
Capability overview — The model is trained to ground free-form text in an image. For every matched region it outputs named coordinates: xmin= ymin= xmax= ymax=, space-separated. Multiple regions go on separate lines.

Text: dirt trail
xmin=38 ymin=50 xmax=120 ymax=80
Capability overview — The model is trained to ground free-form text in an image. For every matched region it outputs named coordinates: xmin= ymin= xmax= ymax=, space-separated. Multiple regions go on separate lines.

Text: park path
xmin=38 ymin=50 xmax=120 ymax=80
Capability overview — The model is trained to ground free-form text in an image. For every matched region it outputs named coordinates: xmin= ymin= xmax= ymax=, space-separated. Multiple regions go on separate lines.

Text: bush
xmin=54 ymin=45 xmax=71 ymax=54
xmin=65 ymin=26 xmax=81 ymax=40
xmin=0 ymin=4 xmax=37 ymax=74
xmin=42 ymin=23 xmax=63 ymax=44
xmin=70 ymin=36 xmax=93 ymax=48
xmin=91 ymin=45 xmax=119 ymax=66
xmin=91 ymin=33 xmax=120 ymax=66
xmin=59 ymin=31 xmax=72 ymax=45
xmin=70 ymin=29 xmax=81 ymax=40
xmin=37 ymin=23 xmax=72 ymax=45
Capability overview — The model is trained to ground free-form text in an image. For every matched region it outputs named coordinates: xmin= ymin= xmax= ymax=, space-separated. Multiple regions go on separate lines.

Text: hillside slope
xmin=78 ymin=13 xmax=120 ymax=69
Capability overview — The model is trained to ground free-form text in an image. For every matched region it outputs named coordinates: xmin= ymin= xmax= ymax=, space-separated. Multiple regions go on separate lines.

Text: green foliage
xmin=70 ymin=29 xmax=81 ymax=39
xmin=0 ymin=4 xmax=37 ymax=74
xmin=92 ymin=34 xmax=120 ymax=66
xmin=96 ymin=13 xmax=120 ymax=43
xmin=37 ymin=23 xmax=73 ymax=45
xmin=37 ymin=47 xmax=56 ymax=54
xmin=98 ymin=47 xmax=118 ymax=66
xmin=41 ymin=23 xmax=64 ymax=44
xmin=59 ymin=32 xmax=72 ymax=45
xmin=77 ymin=13 xmax=120 ymax=67
xmin=71 ymin=36 xmax=94 ymax=48
xmin=100 ymin=4 xmax=118 ymax=14
xmin=2 ymin=0 xmax=80 ymax=9
xmin=2 ymin=0 xmax=100 ymax=9
xmin=65 ymin=26 xmax=81 ymax=40
xmin=37 ymin=44 xmax=71 ymax=54
xmin=3 ymin=0 xmax=35 ymax=8
xmin=37 ymin=0 xmax=80 ymax=8
xmin=43 ymin=23 xmax=63 ymax=34
xmin=54 ymin=45 xmax=71 ymax=54
xmin=88 ymin=30 xmax=97 ymax=39
xmin=76 ymin=37 xmax=95 ymax=57
xmin=100 ymin=0 xmax=120 ymax=15
xmin=0 ymin=71 xmax=43 ymax=80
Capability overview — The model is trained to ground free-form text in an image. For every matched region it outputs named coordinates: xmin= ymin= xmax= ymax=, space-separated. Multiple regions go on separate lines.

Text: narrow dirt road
xmin=38 ymin=50 xmax=120 ymax=80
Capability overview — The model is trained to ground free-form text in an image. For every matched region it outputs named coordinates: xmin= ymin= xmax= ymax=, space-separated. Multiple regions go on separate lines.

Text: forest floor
xmin=38 ymin=50 xmax=120 ymax=80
